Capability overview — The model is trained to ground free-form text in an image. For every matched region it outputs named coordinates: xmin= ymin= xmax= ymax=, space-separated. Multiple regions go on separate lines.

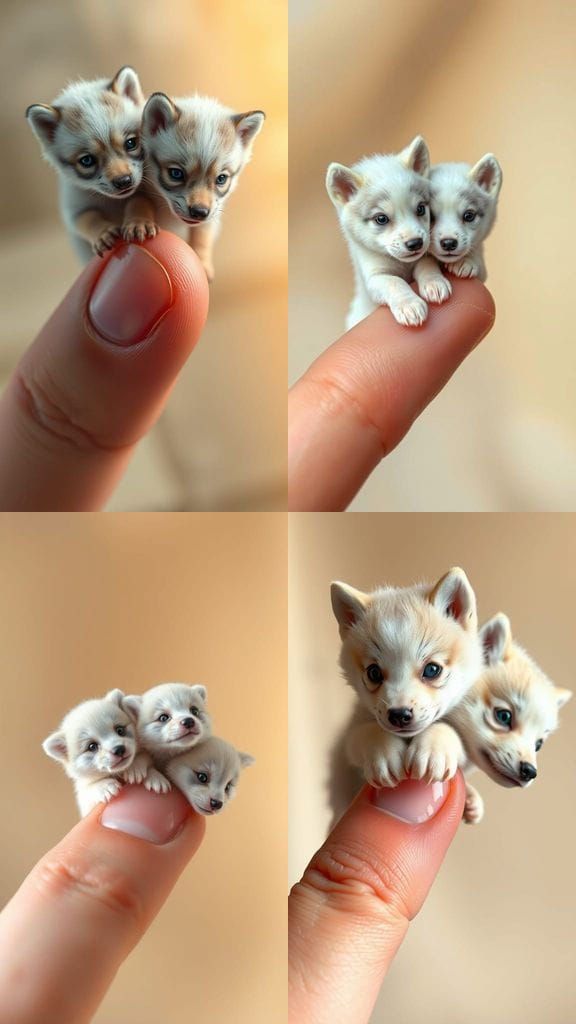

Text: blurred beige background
xmin=290 ymin=513 xmax=575 ymax=1023
xmin=0 ymin=514 xmax=287 ymax=1024
xmin=1 ymin=1 xmax=286 ymax=510
xmin=289 ymin=0 xmax=576 ymax=510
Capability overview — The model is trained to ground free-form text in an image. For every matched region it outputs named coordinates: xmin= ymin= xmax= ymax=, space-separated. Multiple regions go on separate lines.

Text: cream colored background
xmin=289 ymin=514 xmax=575 ymax=1024
xmin=289 ymin=0 xmax=576 ymax=511
xmin=1 ymin=1 xmax=286 ymax=510
xmin=0 ymin=514 xmax=287 ymax=1024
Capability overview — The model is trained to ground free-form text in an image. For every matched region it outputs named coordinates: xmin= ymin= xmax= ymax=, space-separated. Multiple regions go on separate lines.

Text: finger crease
xmin=35 ymin=858 xmax=145 ymax=929
xmin=305 ymin=372 xmax=389 ymax=459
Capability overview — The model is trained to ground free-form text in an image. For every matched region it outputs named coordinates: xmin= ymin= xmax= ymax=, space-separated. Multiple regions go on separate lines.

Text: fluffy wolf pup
xmin=141 ymin=93 xmax=265 ymax=281
xmin=441 ymin=612 xmax=572 ymax=824
xmin=329 ymin=568 xmax=482 ymax=819
xmin=26 ymin=67 xmax=149 ymax=262
xmin=326 ymin=136 xmax=452 ymax=330
xmin=166 ymin=736 xmax=254 ymax=816
xmin=424 ymin=155 xmax=502 ymax=287
xmin=42 ymin=688 xmax=153 ymax=817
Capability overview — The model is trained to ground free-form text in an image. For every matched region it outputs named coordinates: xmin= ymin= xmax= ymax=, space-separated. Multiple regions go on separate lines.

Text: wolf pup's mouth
xmin=482 ymin=750 xmax=521 ymax=787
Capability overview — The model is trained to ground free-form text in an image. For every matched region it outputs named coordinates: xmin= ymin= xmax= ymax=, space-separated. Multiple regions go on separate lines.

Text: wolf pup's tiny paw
xmin=363 ymin=736 xmax=406 ymax=789
xmin=463 ymin=785 xmax=484 ymax=825
xmin=123 ymin=753 xmax=149 ymax=785
xmin=122 ymin=219 xmax=158 ymax=244
xmin=418 ymin=275 xmax=452 ymax=304
xmin=405 ymin=728 xmax=460 ymax=784
xmin=98 ymin=778 xmax=123 ymax=803
xmin=93 ymin=226 xmax=122 ymax=257
xmin=446 ymin=257 xmax=480 ymax=279
xmin=144 ymin=768 xmax=172 ymax=794
xmin=390 ymin=294 xmax=428 ymax=327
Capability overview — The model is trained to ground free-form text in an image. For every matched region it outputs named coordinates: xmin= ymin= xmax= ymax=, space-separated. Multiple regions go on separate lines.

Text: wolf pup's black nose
xmin=182 ymin=717 xmax=195 ymax=729
xmin=112 ymin=174 xmax=133 ymax=191
xmin=210 ymin=798 xmax=223 ymax=810
xmin=388 ymin=707 xmax=413 ymax=727
xmin=188 ymin=205 xmax=210 ymax=220
xmin=519 ymin=761 xmax=537 ymax=782
xmin=113 ymin=745 xmax=126 ymax=757
xmin=405 ymin=237 xmax=423 ymax=252
xmin=440 ymin=237 xmax=458 ymax=252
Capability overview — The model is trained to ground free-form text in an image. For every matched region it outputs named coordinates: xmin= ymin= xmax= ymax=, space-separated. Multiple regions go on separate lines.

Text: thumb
xmin=289 ymin=773 xmax=465 ymax=1024
xmin=0 ymin=786 xmax=205 ymax=1024
xmin=0 ymin=231 xmax=208 ymax=510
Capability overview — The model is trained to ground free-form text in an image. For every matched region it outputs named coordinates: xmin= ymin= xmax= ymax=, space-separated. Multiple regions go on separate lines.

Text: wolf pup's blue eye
xmin=366 ymin=664 xmax=383 ymax=684
xmin=196 ymin=771 xmax=209 ymax=784
xmin=78 ymin=154 xmax=96 ymax=168
xmin=158 ymin=713 xmax=171 ymax=723
xmin=494 ymin=708 xmax=512 ymax=727
xmin=416 ymin=202 xmax=427 ymax=217
xmin=215 ymin=173 xmax=229 ymax=186
xmin=115 ymin=726 xmax=126 ymax=736
xmin=373 ymin=213 xmax=389 ymax=226
xmin=535 ymin=738 xmax=543 ymax=752
xmin=87 ymin=741 xmax=99 ymax=752
xmin=463 ymin=209 xmax=477 ymax=223
xmin=125 ymin=136 xmax=138 ymax=151
xmin=422 ymin=662 xmax=442 ymax=680
xmin=168 ymin=167 xmax=185 ymax=181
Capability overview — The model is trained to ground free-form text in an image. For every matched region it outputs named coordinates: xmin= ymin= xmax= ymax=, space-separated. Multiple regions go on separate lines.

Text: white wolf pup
xmin=123 ymin=682 xmax=211 ymax=792
xmin=442 ymin=613 xmax=571 ymax=824
xmin=329 ymin=568 xmax=482 ymax=819
xmin=43 ymin=688 xmax=151 ymax=816
xmin=424 ymin=155 xmax=503 ymax=288
xmin=166 ymin=736 xmax=254 ymax=816
xmin=326 ymin=136 xmax=451 ymax=329
xmin=141 ymin=93 xmax=265 ymax=281
xmin=26 ymin=67 xmax=150 ymax=262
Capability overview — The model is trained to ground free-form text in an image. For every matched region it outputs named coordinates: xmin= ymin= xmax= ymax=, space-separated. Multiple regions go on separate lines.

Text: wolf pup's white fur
xmin=26 ymin=67 xmax=151 ymax=263
xmin=141 ymin=94 xmax=265 ymax=281
xmin=441 ymin=613 xmax=572 ymax=824
xmin=422 ymin=155 xmax=502 ymax=294
xmin=42 ymin=688 xmax=150 ymax=816
xmin=123 ymin=682 xmax=211 ymax=792
xmin=326 ymin=136 xmax=452 ymax=329
xmin=329 ymin=568 xmax=482 ymax=820
xmin=166 ymin=736 xmax=254 ymax=815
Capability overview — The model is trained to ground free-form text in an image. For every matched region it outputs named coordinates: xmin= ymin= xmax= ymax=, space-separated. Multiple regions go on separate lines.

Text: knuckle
xmin=298 ymin=838 xmax=412 ymax=925
xmin=35 ymin=856 xmax=145 ymax=929
xmin=14 ymin=368 xmax=128 ymax=456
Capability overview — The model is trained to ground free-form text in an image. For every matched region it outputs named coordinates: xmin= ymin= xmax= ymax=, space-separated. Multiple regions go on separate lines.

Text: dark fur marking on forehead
xmin=102 ymin=91 xmax=125 ymax=111
xmin=460 ymin=186 xmax=489 ymax=213
xmin=410 ymin=182 xmax=430 ymax=200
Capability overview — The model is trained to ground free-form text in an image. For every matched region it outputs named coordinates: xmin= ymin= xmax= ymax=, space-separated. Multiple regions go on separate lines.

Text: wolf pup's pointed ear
xmin=330 ymin=581 xmax=369 ymax=635
xmin=143 ymin=92 xmax=179 ymax=136
xmin=232 ymin=110 xmax=265 ymax=147
xmin=326 ymin=163 xmax=363 ymax=205
xmin=26 ymin=104 xmax=60 ymax=147
xmin=43 ymin=731 xmax=68 ymax=763
xmin=479 ymin=613 xmax=512 ymax=665
xmin=239 ymin=752 xmax=255 ymax=768
xmin=430 ymin=567 xmax=477 ymax=631
xmin=469 ymin=154 xmax=502 ymax=197
xmin=555 ymin=687 xmax=572 ymax=709
xmin=398 ymin=136 xmax=430 ymax=176
xmin=104 ymin=688 xmax=126 ymax=707
xmin=189 ymin=684 xmax=207 ymax=703
xmin=122 ymin=695 xmax=142 ymax=721
xmin=108 ymin=66 xmax=144 ymax=106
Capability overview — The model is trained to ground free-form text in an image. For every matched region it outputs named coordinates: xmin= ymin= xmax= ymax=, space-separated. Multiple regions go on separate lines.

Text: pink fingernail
xmin=100 ymin=785 xmax=190 ymax=844
xmin=87 ymin=244 xmax=173 ymax=346
xmin=370 ymin=779 xmax=448 ymax=824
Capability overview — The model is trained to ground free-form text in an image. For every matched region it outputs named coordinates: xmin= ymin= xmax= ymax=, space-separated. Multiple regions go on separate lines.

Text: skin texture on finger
xmin=0 ymin=787 xmax=205 ymax=1024
xmin=289 ymin=279 xmax=495 ymax=510
xmin=0 ymin=231 xmax=208 ymax=510
xmin=289 ymin=774 xmax=465 ymax=1024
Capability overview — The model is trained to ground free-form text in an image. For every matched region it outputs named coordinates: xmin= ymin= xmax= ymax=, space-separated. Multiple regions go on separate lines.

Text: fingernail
xmin=100 ymin=785 xmax=190 ymax=844
xmin=370 ymin=779 xmax=448 ymax=824
xmin=87 ymin=244 xmax=173 ymax=346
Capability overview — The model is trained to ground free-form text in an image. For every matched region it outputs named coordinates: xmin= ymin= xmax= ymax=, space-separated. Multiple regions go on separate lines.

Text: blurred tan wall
xmin=0 ymin=513 xmax=287 ymax=1024
xmin=289 ymin=513 xmax=575 ymax=1024
xmin=0 ymin=1 xmax=287 ymax=510
xmin=289 ymin=0 xmax=576 ymax=511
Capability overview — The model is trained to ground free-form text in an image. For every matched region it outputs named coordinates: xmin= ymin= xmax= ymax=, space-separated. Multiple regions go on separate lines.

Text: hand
xmin=289 ymin=279 xmax=494 ymax=510
xmin=0 ymin=785 xmax=204 ymax=1024
xmin=0 ymin=232 xmax=208 ymax=510
xmin=289 ymin=774 xmax=465 ymax=1024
